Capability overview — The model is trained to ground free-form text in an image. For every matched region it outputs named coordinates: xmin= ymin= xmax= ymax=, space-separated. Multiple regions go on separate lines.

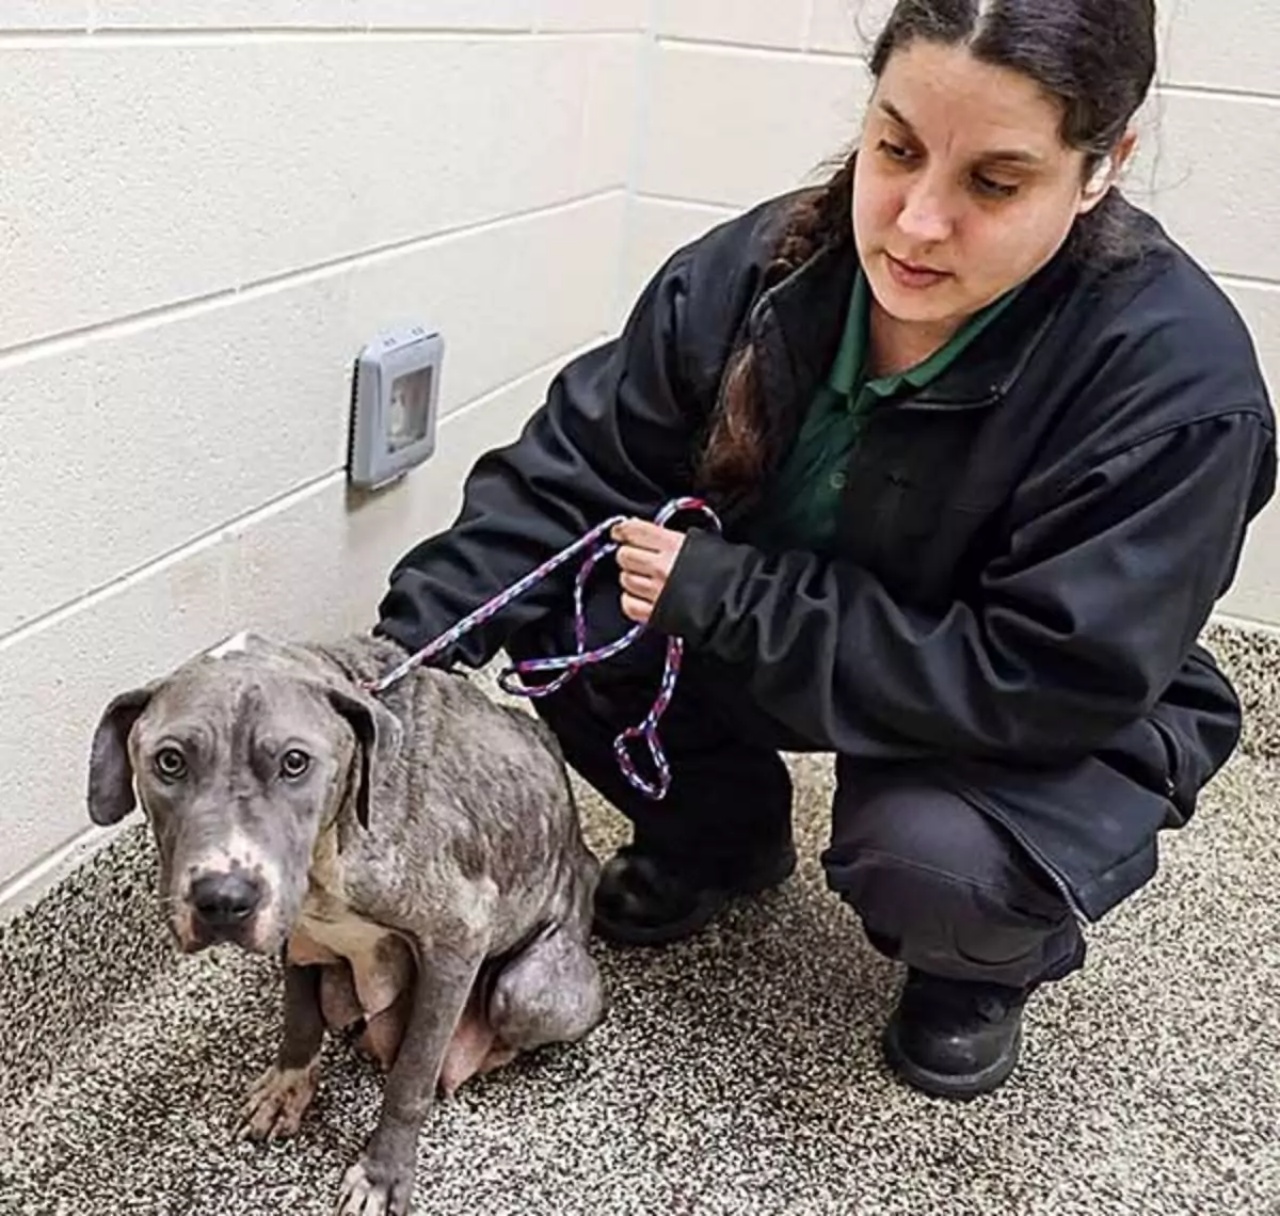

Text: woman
xmin=373 ymin=0 xmax=1277 ymax=1100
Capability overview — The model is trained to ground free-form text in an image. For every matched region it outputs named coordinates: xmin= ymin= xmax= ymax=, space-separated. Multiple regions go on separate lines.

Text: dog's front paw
xmin=334 ymin=1151 xmax=415 ymax=1216
xmin=238 ymin=1062 xmax=320 ymax=1141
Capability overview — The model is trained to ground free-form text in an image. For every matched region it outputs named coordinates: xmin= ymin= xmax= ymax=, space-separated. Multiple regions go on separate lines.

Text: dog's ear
xmin=327 ymin=688 xmax=403 ymax=830
xmin=87 ymin=686 xmax=156 ymax=826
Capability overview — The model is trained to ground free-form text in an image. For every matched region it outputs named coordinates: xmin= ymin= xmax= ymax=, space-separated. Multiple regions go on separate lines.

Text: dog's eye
xmin=154 ymin=747 xmax=187 ymax=781
xmin=281 ymin=749 xmax=311 ymax=780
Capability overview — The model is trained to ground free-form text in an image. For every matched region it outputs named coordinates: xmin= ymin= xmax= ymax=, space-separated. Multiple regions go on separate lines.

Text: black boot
xmin=592 ymin=841 xmax=797 ymax=947
xmin=882 ymin=968 xmax=1030 ymax=1099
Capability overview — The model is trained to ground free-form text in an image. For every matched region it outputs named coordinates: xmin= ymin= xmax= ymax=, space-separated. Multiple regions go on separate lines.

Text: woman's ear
xmin=1078 ymin=129 xmax=1139 ymax=215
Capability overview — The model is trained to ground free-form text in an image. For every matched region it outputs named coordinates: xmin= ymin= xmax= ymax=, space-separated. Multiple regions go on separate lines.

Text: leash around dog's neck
xmin=360 ymin=497 xmax=722 ymax=801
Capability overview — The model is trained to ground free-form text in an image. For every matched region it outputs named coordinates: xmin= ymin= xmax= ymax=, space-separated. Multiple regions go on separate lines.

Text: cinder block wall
xmin=0 ymin=0 xmax=646 ymax=910
xmin=2 ymin=0 xmax=1277 ymax=911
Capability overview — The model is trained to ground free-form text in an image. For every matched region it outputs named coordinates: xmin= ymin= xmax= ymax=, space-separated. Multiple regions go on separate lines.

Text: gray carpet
xmin=2 ymin=746 xmax=1278 ymax=1216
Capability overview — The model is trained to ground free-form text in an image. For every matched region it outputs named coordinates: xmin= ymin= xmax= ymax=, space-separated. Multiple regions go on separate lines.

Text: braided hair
xmin=696 ymin=154 xmax=855 ymax=495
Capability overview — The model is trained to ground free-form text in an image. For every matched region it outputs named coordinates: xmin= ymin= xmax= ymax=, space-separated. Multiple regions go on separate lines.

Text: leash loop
xmin=365 ymin=496 xmax=722 ymax=800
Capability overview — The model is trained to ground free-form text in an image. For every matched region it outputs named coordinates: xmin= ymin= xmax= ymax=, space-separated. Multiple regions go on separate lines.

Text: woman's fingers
xmin=615 ymin=544 xmax=657 ymax=574
xmin=612 ymin=518 xmax=686 ymax=624
xmin=612 ymin=519 xmax=671 ymax=551
xmin=619 ymin=569 xmax=659 ymax=596
xmin=620 ymin=592 xmax=652 ymax=624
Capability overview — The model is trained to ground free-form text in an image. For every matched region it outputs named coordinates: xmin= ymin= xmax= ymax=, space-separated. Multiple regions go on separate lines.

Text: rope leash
xmin=362 ymin=496 xmax=723 ymax=800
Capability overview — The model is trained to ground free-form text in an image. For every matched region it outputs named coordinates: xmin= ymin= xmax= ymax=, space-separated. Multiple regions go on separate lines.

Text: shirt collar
xmin=828 ymin=267 xmax=1025 ymax=405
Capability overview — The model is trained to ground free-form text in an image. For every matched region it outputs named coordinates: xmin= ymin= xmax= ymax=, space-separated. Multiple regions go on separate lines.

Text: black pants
xmin=506 ymin=626 xmax=1085 ymax=989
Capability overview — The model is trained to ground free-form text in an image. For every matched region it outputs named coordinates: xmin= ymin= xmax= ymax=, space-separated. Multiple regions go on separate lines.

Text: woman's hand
xmin=612 ymin=519 xmax=688 ymax=624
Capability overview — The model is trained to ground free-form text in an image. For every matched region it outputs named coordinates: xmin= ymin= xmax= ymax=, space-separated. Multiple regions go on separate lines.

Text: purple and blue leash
xmin=362 ymin=496 xmax=723 ymax=800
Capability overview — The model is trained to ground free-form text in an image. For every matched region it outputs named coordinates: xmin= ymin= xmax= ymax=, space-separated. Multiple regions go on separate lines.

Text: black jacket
xmin=377 ymin=188 xmax=1277 ymax=922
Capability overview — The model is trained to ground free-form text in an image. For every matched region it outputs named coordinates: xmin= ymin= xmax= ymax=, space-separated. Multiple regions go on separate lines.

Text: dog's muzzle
xmin=188 ymin=871 xmax=266 ymax=942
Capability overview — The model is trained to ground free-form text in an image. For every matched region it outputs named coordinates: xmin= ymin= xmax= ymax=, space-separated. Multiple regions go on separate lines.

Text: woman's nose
xmin=896 ymin=181 xmax=954 ymax=244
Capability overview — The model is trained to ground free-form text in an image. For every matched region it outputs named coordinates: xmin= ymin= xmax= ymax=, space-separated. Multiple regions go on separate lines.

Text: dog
xmin=86 ymin=629 xmax=605 ymax=1216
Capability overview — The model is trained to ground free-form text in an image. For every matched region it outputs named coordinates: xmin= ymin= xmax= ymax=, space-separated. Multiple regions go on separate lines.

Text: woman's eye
xmin=281 ymin=749 xmax=311 ymax=780
xmin=973 ymin=174 xmax=1019 ymax=199
xmin=154 ymin=748 xmax=187 ymax=781
xmin=877 ymin=138 xmax=915 ymax=163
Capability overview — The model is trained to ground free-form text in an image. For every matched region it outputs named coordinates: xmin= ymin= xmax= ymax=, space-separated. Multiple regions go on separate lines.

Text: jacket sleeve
xmin=651 ymin=410 xmax=1276 ymax=763
xmin=375 ymin=247 xmax=709 ymax=667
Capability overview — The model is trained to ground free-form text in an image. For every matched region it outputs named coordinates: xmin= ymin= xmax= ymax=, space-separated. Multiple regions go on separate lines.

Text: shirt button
xmin=829 ymin=470 xmax=847 ymax=490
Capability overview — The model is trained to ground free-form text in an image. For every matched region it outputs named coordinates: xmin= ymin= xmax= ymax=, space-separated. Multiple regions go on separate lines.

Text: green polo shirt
xmin=749 ymin=269 xmax=1020 ymax=552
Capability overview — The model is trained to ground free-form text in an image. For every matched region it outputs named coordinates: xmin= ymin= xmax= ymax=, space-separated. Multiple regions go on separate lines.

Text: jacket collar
xmin=749 ymin=224 xmax=1080 ymax=418
xmin=747 ymin=239 xmax=855 ymax=450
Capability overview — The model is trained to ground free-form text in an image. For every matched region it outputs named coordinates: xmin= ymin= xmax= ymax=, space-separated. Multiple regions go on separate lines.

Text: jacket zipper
xmin=997 ymin=814 xmax=1088 ymax=924
xmin=952 ymin=784 xmax=1090 ymax=924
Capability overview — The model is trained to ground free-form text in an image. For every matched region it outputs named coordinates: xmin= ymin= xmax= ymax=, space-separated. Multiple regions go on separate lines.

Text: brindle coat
xmin=86 ymin=630 xmax=604 ymax=1216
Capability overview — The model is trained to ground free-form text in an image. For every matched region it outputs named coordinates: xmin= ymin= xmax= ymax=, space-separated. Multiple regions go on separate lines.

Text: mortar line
xmin=0 ymin=825 xmax=117 ymax=917
xmin=656 ymin=33 xmax=863 ymax=63
xmin=651 ymin=34 xmax=1280 ymax=105
xmin=0 ymin=27 xmax=641 ymax=47
xmin=609 ymin=0 xmax=662 ymax=324
xmin=632 ymin=191 xmax=742 ymax=215
xmin=0 ymin=467 xmax=343 ymax=656
xmin=0 ymin=188 xmax=625 ymax=370
xmin=798 ymin=0 xmax=817 ymax=52
xmin=1217 ymin=273 xmax=1280 ymax=295
xmin=1155 ymin=80 xmax=1280 ymax=107
xmin=0 ymin=338 xmax=597 ymax=657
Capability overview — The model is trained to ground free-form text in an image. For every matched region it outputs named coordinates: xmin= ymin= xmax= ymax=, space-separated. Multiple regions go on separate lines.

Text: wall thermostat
xmin=347 ymin=325 xmax=444 ymax=490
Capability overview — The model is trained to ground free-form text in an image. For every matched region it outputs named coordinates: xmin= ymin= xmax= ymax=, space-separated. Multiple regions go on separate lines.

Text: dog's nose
xmin=189 ymin=872 xmax=262 ymax=927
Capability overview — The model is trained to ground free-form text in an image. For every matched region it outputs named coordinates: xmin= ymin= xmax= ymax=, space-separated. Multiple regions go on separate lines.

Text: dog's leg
xmin=355 ymin=983 xmax=412 ymax=1071
xmin=487 ymin=922 xmax=605 ymax=1059
xmin=437 ymin=966 xmax=504 ymax=1097
xmin=435 ymin=918 xmax=605 ymax=1097
xmin=334 ymin=938 xmax=486 ymax=1216
xmin=319 ymin=960 xmax=365 ymax=1034
xmin=239 ymin=962 xmax=326 ymax=1141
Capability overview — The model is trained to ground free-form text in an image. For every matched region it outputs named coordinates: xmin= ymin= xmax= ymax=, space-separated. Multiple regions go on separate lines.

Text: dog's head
xmin=85 ymin=631 xmax=402 ymax=955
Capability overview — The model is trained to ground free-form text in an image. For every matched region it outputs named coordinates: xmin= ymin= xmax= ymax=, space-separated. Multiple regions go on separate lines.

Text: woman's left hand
xmin=612 ymin=519 xmax=688 ymax=624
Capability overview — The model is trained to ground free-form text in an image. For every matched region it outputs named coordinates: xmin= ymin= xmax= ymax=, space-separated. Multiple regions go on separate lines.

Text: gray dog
xmin=86 ymin=629 xmax=605 ymax=1216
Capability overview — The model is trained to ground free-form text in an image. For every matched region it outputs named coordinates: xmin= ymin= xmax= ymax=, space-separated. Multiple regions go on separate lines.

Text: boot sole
xmin=880 ymin=1015 xmax=1022 ymax=1100
xmin=592 ymin=846 xmax=797 ymax=948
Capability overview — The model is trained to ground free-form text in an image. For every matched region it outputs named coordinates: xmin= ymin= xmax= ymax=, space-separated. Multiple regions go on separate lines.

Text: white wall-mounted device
xmin=347 ymin=325 xmax=445 ymax=490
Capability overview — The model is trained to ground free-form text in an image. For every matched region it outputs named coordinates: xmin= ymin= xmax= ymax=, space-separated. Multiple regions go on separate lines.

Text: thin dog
xmin=86 ymin=629 xmax=605 ymax=1216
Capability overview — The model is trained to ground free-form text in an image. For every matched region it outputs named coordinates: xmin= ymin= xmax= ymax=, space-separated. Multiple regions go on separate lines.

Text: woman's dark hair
xmin=697 ymin=0 xmax=1158 ymax=495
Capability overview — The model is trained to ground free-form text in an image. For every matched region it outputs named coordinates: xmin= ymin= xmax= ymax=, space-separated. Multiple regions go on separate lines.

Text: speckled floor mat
xmin=2 ymin=752 xmax=1278 ymax=1216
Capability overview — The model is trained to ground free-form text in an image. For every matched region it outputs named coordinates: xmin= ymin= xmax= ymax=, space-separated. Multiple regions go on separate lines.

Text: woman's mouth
xmin=885 ymin=253 xmax=951 ymax=290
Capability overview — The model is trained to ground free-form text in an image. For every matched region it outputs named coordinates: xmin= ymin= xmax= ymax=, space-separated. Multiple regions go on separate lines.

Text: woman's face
xmin=853 ymin=39 xmax=1119 ymax=342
